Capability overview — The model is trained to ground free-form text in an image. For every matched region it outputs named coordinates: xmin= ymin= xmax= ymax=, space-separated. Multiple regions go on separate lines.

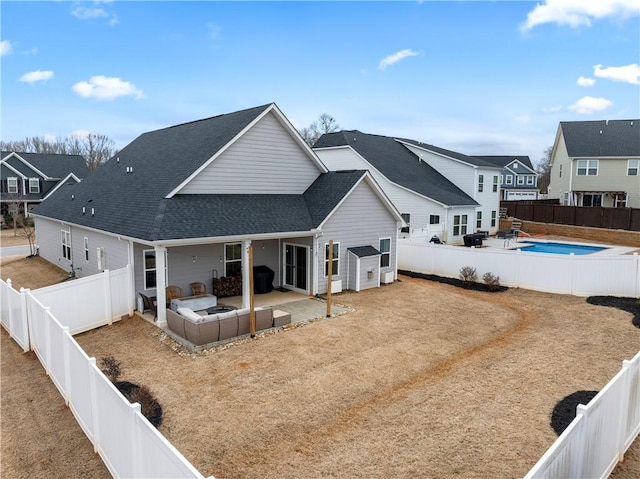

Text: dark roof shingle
xmin=560 ymin=119 xmax=640 ymax=157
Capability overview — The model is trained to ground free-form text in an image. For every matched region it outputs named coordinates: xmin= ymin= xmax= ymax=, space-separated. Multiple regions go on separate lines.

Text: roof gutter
xmin=153 ymin=229 xmax=320 ymax=247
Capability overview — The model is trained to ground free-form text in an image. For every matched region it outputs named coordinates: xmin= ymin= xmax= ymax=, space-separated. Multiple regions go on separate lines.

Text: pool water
xmin=519 ymin=242 xmax=606 ymax=255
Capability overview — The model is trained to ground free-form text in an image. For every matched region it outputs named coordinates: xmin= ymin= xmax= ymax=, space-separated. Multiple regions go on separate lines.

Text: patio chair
xmin=190 ymin=282 xmax=207 ymax=296
xmin=166 ymin=285 xmax=184 ymax=306
xmin=139 ymin=293 xmax=157 ymax=321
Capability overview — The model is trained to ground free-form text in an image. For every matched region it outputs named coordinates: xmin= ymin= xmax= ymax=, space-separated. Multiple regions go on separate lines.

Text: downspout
xmin=568 ymin=159 xmax=574 ymax=205
xmin=242 ymin=239 xmax=252 ymax=309
xmin=443 ymin=207 xmax=450 ymax=243
xmin=313 ymin=232 xmax=321 ymax=296
xmin=155 ymin=246 xmax=167 ymax=325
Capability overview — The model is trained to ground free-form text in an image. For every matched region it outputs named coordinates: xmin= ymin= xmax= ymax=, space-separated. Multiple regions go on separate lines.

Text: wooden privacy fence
xmin=500 ymin=201 xmax=640 ymax=231
xmin=0 ymin=271 xmax=212 ymax=479
xmin=525 ymin=352 xmax=640 ymax=479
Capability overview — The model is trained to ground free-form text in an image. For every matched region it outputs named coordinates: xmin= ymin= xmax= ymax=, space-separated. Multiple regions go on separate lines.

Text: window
xmin=379 ymin=238 xmax=391 ymax=268
xmin=453 ymin=215 xmax=468 ymax=236
xmin=7 ymin=177 xmax=18 ymax=194
xmin=61 ymin=230 xmax=71 ymax=260
xmin=400 ymin=213 xmax=410 ymax=233
xmin=559 ymin=164 xmax=562 ymax=178
xmin=492 ymin=176 xmax=498 ymax=192
xmin=527 ymin=176 xmax=534 ymax=185
xmin=582 ymin=194 xmax=602 ymax=207
xmin=84 ymin=237 xmax=89 ymax=261
xmin=224 ymin=243 xmax=242 ymax=277
xmin=505 ymin=175 xmax=513 ymax=185
xmin=628 ymin=159 xmax=639 ymax=176
xmin=143 ymin=250 xmax=157 ymax=289
xmin=29 ymin=178 xmax=40 ymax=193
xmin=324 ymin=242 xmax=339 ymax=277
xmin=500 ymin=175 xmax=504 ymax=184
xmin=491 ymin=210 xmax=497 ymax=227
xmin=429 ymin=214 xmax=440 ymax=225
xmin=476 ymin=211 xmax=482 ymax=229
xmin=577 ymin=160 xmax=598 ymax=176
xmin=478 ymin=174 xmax=484 ymax=192
xmin=517 ymin=176 xmax=525 ymax=185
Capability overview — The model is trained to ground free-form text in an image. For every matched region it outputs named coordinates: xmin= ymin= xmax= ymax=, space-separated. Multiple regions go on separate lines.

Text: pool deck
xmin=483 ymin=235 xmax=639 ymax=256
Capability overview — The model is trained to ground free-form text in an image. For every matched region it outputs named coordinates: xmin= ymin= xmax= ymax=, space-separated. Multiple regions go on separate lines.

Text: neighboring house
xmin=314 ymin=130 xmax=502 ymax=244
xmin=474 ymin=156 xmax=539 ymax=201
xmin=31 ymin=103 xmax=402 ymax=324
xmin=547 ymin=119 xmax=640 ymax=208
xmin=0 ymin=151 xmax=89 ymax=217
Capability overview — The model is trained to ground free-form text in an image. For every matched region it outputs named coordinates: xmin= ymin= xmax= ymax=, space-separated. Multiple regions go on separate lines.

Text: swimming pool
xmin=517 ymin=241 xmax=607 ymax=255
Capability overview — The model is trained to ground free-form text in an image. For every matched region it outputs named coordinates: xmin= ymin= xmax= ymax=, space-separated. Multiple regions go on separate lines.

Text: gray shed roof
xmin=1 ymin=151 xmax=89 ymax=179
xmin=560 ymin=119 xmax=640 ymax=157
xmin=313 ymin=130 xmax=478 ymax=207
xmin=348 ymin=245 xmax=381 ymax=257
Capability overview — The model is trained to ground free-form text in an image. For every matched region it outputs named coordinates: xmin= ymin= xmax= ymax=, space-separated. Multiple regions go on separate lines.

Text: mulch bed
xmin=115 ymin=381 xmax=164 ymax=427
xmin=587 ymin=296 xmax=640 ymax=328
xmin=398 ymin=270 xmax=508 ymax=292
xmin=550 ymin=390 xmax=599 ymax=435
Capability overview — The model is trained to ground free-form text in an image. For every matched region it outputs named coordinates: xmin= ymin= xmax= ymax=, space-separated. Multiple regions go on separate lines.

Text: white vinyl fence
xmin=399 ymin=242 xmax=640 ymax=297
xmin=1 ymin=271 xmax=212 ymax=479
xmin=525 ymin=352 xmax=640 ymax=479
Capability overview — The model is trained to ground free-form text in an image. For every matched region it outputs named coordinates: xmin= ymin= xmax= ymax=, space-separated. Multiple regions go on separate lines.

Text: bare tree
xmin=298 ymin=113 xmax=339 ymax=146
xmin=1 ymin=133 xmax=117 ymax=171
xmin=536 ymin=146 xmax=553 ymax=194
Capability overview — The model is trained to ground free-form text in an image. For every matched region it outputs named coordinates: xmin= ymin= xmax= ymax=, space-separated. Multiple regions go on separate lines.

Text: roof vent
xmin=82 ymin=206 xmax=85 ymax=214
xmin=599 ymin=130 xmax=603 ymax=134
xmin=117 ymin=157 xmax=120 ymax=163
xmin=606 ymin=119 xmax=609 ymax=125
xmin=91 ymin=208 xmax=95 ymax=216
xmin=71 ymin=194 xmax=74 ymax=200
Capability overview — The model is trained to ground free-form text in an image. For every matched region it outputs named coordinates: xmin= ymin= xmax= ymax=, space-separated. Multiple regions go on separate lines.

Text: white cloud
xmin=43 ymin=134 xmax=58 ymax=143
xmin=515 ymin=115 xmax=530 ymax=124
xmin=72 ymin=75 xmax=144 ymax=100
xmin=577 ymin=76 xmax=596 ymax=86
xmin=378 ymin=49 xmax=420 ymax=70
xmin=19 ymin=70 xmax=54 ymax=84
xmin=593 ymin=63 xmax=640 ymax=85
xmin=71 ymin=2 xmax=118 ymax=25
xmin=542 ymin=105 xmax=563 ymax=113
xmin=520 ymin=0 xmax=640 ymax=32
xmin=71 ymin=130 xmax=92 ymax=140
xmin=1 ymin=40 xmax=12 ymax=56
xmin=568 ymin=96 xmax=612 ymax=114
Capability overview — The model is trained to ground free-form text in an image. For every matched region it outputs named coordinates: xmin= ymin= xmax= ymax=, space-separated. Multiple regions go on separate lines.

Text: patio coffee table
xmin=205 ymin=305 xmax=237 ymax=314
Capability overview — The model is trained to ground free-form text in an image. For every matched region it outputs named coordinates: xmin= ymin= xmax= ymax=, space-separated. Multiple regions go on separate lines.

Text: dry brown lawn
xmin=1 ymin=245 xmax=639 ymax=478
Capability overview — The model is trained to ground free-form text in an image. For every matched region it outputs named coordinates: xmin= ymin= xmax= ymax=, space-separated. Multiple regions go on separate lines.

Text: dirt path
xmin=1 ymin=253 xmax=638 ymax=478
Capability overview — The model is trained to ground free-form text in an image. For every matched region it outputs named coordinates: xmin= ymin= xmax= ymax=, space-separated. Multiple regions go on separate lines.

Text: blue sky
xmin=2 ymin=1 xmax=639 ymax=166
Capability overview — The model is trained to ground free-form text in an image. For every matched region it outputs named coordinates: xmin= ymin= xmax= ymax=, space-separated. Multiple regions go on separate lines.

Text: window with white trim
xmin=143 ymin=249 xmax=157 ymax=289
xmin=7 ymin=177 xmax=18 ymax=194
xmin=61 ymin=230 xmax=71 ymax=260
xmin=492 ymin=176 xmax=498 ymax=192
xmin=400 ymin=213 xmax=410 ymax=233
xmin=453 ymin=215 xmax=468 ymax=236
xmin=505 ymin=175 xmax=513 ymax=185
xmin=476 ymin=211 xmax=482 ymax=229
xmin=478 ymin=174 xmax=484 ymax=192
xmin=500 ymin=174 xmax=504 ymax=184
xmin=582 ymin=193 xmax=602 ymax=207
xmin=491 ymin=210 xmax=497 ymax=227
xmin=324 ymin=242 xmax=339 ymax=277
xmin=224 ymin=243 xmax=242 ymax=277
xmin=527 ymin=176 xmax=534 ymax=185
xmin=379 ymin=238 xmax=391 ymax=268
xmin=517 ymin=176 xmax=525 ymax=185
xmin=576 ymin=159 xmax=598 ymax=176
xmin=429 ymin=214 xmax=440 ymax=225
xmin=628 ymin=159 xmax=639 ymax=176
xmin=29 ymin=178 xmax=40 ymax=193
xmin=84 ymin=237 xmax=89 ymax=261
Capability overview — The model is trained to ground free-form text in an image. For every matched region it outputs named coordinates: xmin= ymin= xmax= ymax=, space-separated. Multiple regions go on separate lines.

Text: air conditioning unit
xmin=382 ymin=271 xmax=395 ymax=284
xmin=331 ymin=279 xmax=342 ymax=293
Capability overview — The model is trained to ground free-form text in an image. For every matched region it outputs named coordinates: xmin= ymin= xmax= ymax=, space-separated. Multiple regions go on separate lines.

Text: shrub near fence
xmin=0 ymin=273 xmax=212 ymax=479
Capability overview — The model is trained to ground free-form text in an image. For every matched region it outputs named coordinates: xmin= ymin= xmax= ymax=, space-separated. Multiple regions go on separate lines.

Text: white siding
xmin=403 ymin=144 xmax=476 ymax=195
xmin=35 ymin=217 xmax=129 ymax=277
xmin=548 ymin=132 xmax=572 ymax=201
xmin=180 ymin=112 xmax=321 ymax=194
xmin=316 ymin=179 xmax=398 ymax=294
xmin=445 ymin=207 xmax=477 ymax=245
xmin=316 ymin=147 xmax=449 ymax=240
xmin=475 ymin=167 xmax=501 ymax=234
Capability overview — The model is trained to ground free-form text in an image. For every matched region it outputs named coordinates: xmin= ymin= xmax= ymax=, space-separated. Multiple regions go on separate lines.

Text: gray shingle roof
xmin=1 ymin=151 xmax=89 ymax=179
xmin=348 ymin=245 xmax=381 ymax=257
xmin=560 ymin=119 xmax=640 ymax=157
xmin=31 ymin=104 xmax=369 ymax=242
xmin=395 ymin=139 xmax=501 ymax=168
xmin=475 ymin=156 xmax=534 ymax=170
xmin=313 ymin=130 xmax=478 ymax=207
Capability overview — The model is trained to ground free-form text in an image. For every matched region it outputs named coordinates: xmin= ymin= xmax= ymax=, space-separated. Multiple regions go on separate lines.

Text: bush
xmin=483 ymin=272 xmax=501 ymax=291
xmin=128 ymin=384 xmax=163 ymax=427
xmin=459 ymin=266 xmax=477 ymax=285
xmin=99 ymin=355 xmax=122 ymax=383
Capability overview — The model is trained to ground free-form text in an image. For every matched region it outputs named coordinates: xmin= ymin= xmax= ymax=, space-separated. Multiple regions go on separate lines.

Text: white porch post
xmin=241 ymin=239 xmax=251 ymax=309
xmin=155 ymin=245 xmax=167 ymax=325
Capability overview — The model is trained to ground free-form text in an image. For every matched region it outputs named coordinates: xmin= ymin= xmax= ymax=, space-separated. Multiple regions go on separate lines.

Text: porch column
xmin=241 ymin=240 xmax=251 ymax=308
xmin=155 ymin=245 xmax=167 ymax=325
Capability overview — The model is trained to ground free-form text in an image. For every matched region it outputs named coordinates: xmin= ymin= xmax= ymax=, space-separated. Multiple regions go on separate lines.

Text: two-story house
xmin=313 ymin=131 xmax=502 ymax=244
xmin=1 ymin=151 xmax=89 ymax=217
xmin=547 ymin=119 xmax=640 ymax=208
xmin=474 ymin=156 xmax=539 ymax=201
